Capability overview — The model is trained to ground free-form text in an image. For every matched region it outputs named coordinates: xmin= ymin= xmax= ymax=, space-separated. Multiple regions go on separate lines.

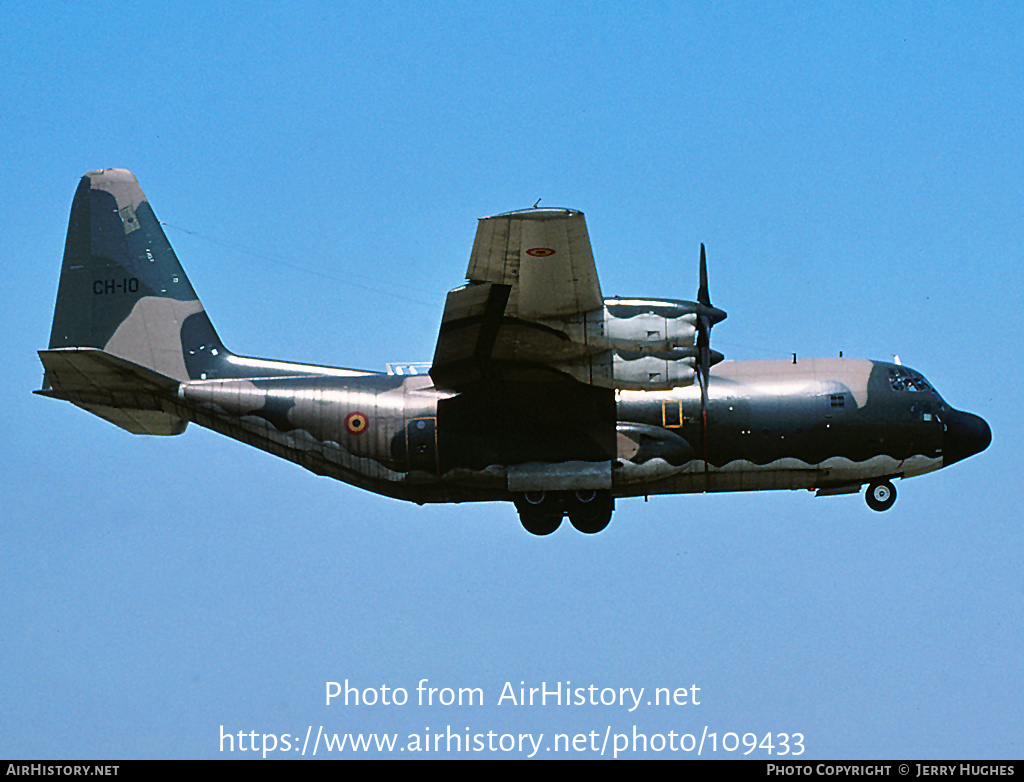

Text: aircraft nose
xmin=943 ymin=409 xmax=992 ymax=466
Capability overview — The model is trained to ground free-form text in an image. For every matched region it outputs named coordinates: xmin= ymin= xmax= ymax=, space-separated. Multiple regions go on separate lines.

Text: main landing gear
xmin=514 ymin=490 xmax=615 ymax=535
xmin=865 ymin=480 xmax=897 ymax=511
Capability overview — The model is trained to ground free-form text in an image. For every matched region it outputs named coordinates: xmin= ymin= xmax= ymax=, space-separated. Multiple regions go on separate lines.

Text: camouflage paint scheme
xmin=38 ymin=170 xmax=991 ymax=533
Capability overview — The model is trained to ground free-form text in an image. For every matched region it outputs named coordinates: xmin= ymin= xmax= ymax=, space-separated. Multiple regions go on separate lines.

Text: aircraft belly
xmin=179 ymin=374 xmax=422 ymax=496
xmin=612 ymin=453 xmax=943 ymax=498
xmin=613 ymin=459 xmax=825 ymax=496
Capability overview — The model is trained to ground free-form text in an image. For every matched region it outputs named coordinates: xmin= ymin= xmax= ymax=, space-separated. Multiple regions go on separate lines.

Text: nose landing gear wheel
xmin=865 ymin=480 xmax=897 ymax=511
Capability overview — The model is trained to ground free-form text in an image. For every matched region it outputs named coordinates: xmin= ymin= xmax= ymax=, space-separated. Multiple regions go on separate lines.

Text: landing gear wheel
xmin=567 ymin=490 xmax=614 ymax=534
xmin=515 ymin=493 xmax=563 ymax=536
xmin=865 ymin=480 xmax=897 ymax=512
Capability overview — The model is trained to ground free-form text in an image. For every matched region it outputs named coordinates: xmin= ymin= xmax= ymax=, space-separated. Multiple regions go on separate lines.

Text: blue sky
xmin=2 ymin=1 xmax=1021 ymax=759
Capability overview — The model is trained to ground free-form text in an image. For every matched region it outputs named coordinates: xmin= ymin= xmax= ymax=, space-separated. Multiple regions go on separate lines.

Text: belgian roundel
xmin=525 ymin=247 xmax=556 ymax=257
xmin=344 ymin=411 xmax=369 ymax=435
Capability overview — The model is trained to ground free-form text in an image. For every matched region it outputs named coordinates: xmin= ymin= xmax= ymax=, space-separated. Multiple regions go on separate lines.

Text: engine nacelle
xmin=612 ymin=348 xmax=697 ymax=390
xmin=602 ymin=298 xmax=698 ymax=352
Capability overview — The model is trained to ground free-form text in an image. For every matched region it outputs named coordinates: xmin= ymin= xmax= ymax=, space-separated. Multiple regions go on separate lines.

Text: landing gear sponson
xmin=514 ymin=490 xmax=615 ymax=535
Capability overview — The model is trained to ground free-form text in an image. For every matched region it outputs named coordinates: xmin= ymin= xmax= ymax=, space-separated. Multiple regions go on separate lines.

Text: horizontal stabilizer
xmin=37 ymin=348 xmax=186 ymax=435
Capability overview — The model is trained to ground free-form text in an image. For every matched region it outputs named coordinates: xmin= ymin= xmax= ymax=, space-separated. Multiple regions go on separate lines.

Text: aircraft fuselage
xmin=172 ymin=352 xmax=987 ymax=506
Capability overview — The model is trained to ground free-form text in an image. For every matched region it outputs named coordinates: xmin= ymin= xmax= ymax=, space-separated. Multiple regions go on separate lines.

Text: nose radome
xmin=944 ymin=410 xmax=992 ymax=466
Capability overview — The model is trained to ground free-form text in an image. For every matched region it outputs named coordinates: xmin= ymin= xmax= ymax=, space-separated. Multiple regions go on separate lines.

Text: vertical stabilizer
xmin=46 ymin=169 xmax=226 ymax=382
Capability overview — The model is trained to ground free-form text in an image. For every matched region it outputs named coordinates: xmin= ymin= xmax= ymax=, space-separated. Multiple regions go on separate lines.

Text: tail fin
xmin=45 ymin=169 xmax=227 ymax=382
xmin=39 ymin=169 xmax=230 ymax=434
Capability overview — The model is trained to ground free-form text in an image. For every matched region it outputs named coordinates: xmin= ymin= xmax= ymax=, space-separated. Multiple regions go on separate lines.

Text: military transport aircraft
xmin=38 ymin=169 xmax=991 ymax=534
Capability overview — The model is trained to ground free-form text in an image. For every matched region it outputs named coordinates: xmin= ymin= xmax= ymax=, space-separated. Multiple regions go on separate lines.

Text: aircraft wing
xmin=430 ymin=208 xmax=608 ymax=390
xmin=466 ymin=207 xmax=603 ymax=319
xmin=430 ymin=208 xmax=617 ymax=482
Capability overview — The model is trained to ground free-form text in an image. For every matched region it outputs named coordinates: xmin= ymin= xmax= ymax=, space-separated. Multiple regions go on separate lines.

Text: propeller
xmin=694 ymin=244 xmax=727 ymax=473
xmin=695 ymin=243 xmax=726 ymax=424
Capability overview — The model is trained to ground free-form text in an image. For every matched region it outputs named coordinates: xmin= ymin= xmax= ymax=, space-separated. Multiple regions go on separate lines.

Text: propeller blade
xmin=696 ymin=246 xmax=713 ymax=462
xmin=696 ymin=244 xmax=712 ymax=411
xmin=698 ymin=243 xmax=710 ymax=307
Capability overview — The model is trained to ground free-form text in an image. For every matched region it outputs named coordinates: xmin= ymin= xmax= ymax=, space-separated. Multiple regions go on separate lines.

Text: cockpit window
xmin=889 ymin=367 xmax=932 ymax=393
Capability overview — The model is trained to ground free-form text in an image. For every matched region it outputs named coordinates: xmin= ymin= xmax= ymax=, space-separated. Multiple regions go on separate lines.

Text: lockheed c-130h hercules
xmin=38 ymin=170 xmax=991 ymax=535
